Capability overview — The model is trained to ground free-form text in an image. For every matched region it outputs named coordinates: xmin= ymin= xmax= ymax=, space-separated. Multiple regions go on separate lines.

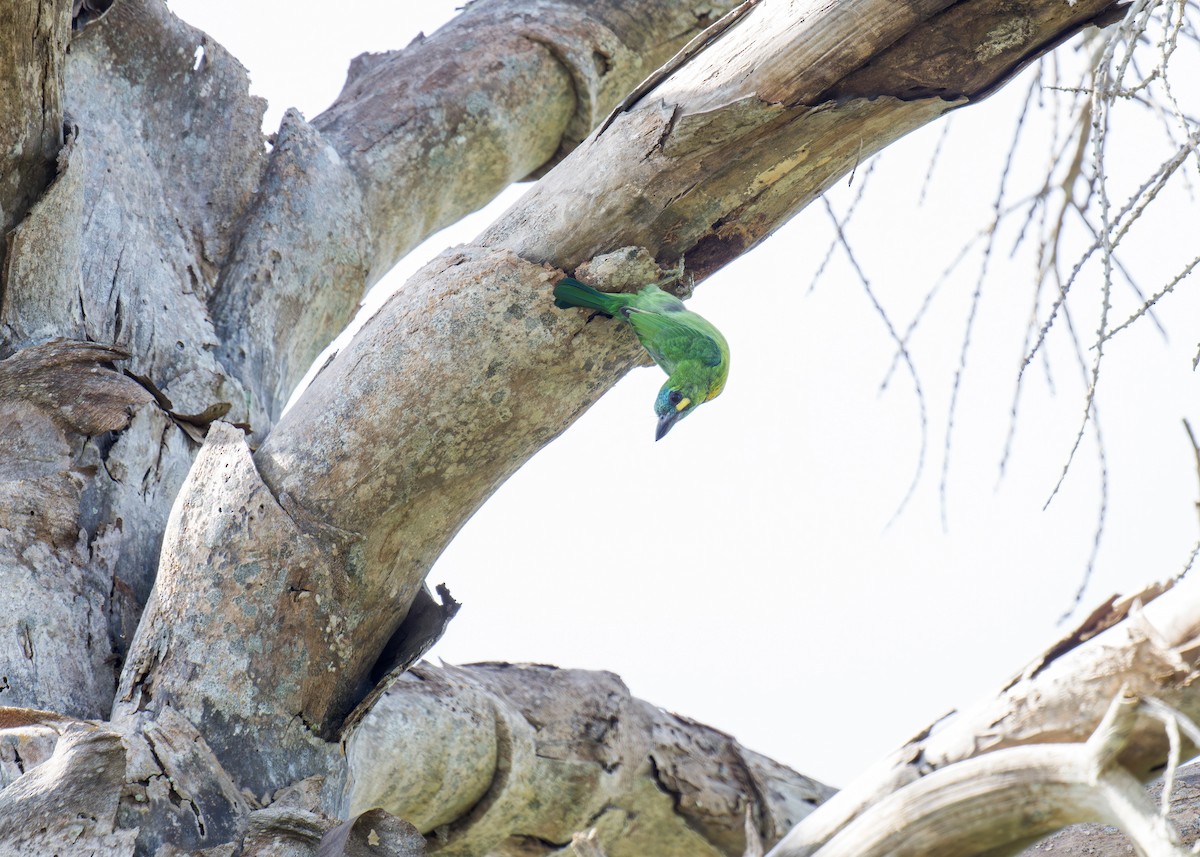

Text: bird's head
xmin=653 ymin=382 xmax=703 ymax=441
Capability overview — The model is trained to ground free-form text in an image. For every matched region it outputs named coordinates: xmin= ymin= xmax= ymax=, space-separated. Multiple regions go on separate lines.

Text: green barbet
xmin=553 ymin=276 xmax=730 ymax=440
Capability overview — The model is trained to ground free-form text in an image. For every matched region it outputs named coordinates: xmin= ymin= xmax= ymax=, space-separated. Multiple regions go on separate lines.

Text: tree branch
xmin=315 ymin=0 xmax=744 ymax=282
xmin=346 ymin=663 xmax=833 ymax=856
xmin=251 ymin=0 xmax=1123 ymax=738
xmin=800 ymin=693 xmax=1188 ymax=857
xmin=767 ymin=576 xmax=1200 ymax=855
xmin=210 ymin=0 xmax=743 ymax=431
xmin=120 ymin=0 xmax=1128 ymax=811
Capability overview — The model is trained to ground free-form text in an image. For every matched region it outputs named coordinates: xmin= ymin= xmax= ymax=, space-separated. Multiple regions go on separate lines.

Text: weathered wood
xmin=792 ymin=695 xmax=1188 ymax=857
xmin=766 ymin=578 xmax=1200 ymax=856
xmin=346 ymin=664 xmax=833 ymax=857
xmin=483 ymin=0 xmax=1126 ymax=274
xmin=309 ymin=809 xmax=427 ymax=857
xmin=211 ymin=0 xmax=743 ymax=431
xmin=0 ymin=0 xmax=1171 ymax=853
xmin=0 ymin=0 xmax=719 ymax=718
xmin=114 ymin=420 xmax=347 ymax=800
xmin=54 ymin=0 xmax=265 ymax=645
xmin=0 ymin=341 xmax=153 ymax=716
xmin=120 ymin=704 xmax=251 ymax=852
xmin=252 ymin=0 xmax=1124 ymax=760
xmin=0 ymin=0 xmax=69 ymax=247
xmin=0 ymin=718 xmax=136 ymax=854
xmin=9 ymin=0 xmax=752 ymax=686
xmin=209 ymin=108 xmax=371 ymax=437
xmin=313 ymin=0 xmax=746 ymax=283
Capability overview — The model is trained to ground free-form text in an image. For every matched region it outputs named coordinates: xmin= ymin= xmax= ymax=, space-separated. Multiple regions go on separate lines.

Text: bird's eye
xmin=668 ymin=390 xmax=683 ymax=406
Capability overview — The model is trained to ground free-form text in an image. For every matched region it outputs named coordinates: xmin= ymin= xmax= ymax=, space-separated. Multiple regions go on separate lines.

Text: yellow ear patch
xmin=675 ymin=397 xmax=691 ymax=412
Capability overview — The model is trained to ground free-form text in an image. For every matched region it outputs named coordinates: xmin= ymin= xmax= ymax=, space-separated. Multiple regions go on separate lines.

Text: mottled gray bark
xmin=0 ymin=340 xmax=151 ymax=718
xmin=246 ymin=0 xmax=1124 ymax=789
xmin=2 ymin=0 xmax=1181 ymax=854
xmin=213 ymin=0 xmax=744 ymax=432
xmin=0 ymin=0 xmax=69 ymax=241
xmin=347 ymin=664 xmax=833 ymax=857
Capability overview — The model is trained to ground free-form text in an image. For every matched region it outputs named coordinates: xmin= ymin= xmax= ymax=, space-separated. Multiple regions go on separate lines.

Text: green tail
xmin=553 ymin=277 xmax=625 ymax=315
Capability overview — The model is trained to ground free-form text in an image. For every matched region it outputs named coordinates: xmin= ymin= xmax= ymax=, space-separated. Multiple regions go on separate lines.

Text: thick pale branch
xmin=767 ymin=577 xmax=1200 ymax=856
xmin=313 ymin=0 xmax=743 ymax=283
xmin=123 ymin=249 xmax=629 ymax=750
xmin=210 ymin=108 xmax=372 ymax=435
xmin=246 ymin=0 xmax=1125 ymax=747
xmin=484 ymin=0 xmax=1127 ymax=274
xmin=806 ymin=694 xmax=1187 ymax=857
xmin=346 ymin=664 xmax=832 ymax=857
xmin=813 ymin=744 xmax=1176 ymax=857
xmin=211 ymin=0 xmax=741 ymax=429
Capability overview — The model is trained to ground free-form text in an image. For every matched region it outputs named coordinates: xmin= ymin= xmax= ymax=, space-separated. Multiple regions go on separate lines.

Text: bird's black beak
xmin=655 ymin=411 xmax=680 ymax=441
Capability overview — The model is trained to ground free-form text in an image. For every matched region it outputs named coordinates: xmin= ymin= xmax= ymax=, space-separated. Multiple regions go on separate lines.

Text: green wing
xmin=623 ymin=308 xmax=723 ymax=370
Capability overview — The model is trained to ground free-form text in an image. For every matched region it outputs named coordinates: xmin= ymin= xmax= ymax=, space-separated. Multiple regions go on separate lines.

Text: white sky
xmin=170 ymin=0 xmax=1200 ymax=788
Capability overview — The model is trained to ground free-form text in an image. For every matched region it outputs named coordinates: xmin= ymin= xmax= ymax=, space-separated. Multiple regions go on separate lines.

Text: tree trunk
xmin=3 ymin=0 xmax=1180 ymax=854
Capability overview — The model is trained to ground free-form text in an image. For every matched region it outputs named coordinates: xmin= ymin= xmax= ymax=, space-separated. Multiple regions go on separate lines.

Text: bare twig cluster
xmin=825 ymin=1 xmax=1200 ymax=607
xmin=1010 ymin=1 xmax=1200 ymax=610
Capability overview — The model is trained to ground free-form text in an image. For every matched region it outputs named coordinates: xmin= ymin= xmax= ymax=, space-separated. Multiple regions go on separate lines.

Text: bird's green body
xmin=553 ymin=277 xmax=729 ymax=440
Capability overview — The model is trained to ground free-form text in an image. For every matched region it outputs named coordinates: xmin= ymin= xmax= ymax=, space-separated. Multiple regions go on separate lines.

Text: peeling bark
xmin=61 ymin=0 xmax=264 ymax=638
